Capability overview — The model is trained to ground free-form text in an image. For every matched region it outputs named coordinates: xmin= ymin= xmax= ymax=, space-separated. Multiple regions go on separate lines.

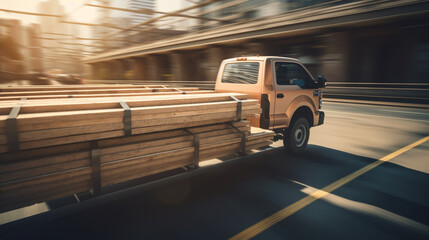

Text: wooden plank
xmin=0 ymin=127 xmax=273 ymax=212
xmin=0 ymin=150 xmax=90 ymax=173
xmin=101 ymin=147 xmax=193 ymax=174
xmin=0 ymin=92 xmax=245 ymax=109
xmin=0 ymin=109 xmax=258 ymax=151
xmin=13 ymin=103 xmax=255 ymax=142
xmin=101 ymin=128 xmax=248 ymax=163
xmin=0 ymin=167 xmax=91 ymax=196
xmin=0 ymin=89 xmax=214 ymax=114
xmin=102 ymin=141 xmax=193 ymax=164
xmin=0 ymin=94 xmax=250 ymax=127
xmin=103 ymin=154 xmax=192 ymax=186
xmin=101 ymin=133 xmax=273 ymax=186
xmin=0 ymin=124 xmax=250 ymax=184
xmin=0 ymin=88 xmax=154 ymax=97
xmin=15 ymin=93 xmax=250 ymax=115
xmin=16 ymin=130 xmax=123 ymax=152
xmin=11 ymin=116 xmax=123 ymax=133
xmin=0 ymin=176 xmax=91 ymax=207
xmin=0 ymin=180 xmax=91 ymax=213
xmin=0 ymin=141 xmax=91 ymax=162
xmin=132 ymin=118 xmax=248 ymax=136
xmin=0 ymin=158 xmax=90 ymax=183
xmin=103 ymin=132 xmax=268 ymax=175
xmin=0 ymin=85 xmax=169 ymax=92
xmin=17 ymin=122 xmax=124 ymax=143
xmin=0 ymin=90 xmax=214 ymax=102
xmin=0 ymin=87 xmax=200 ymax=97
xmin=98 ymin=121 xmax=249 ymax=148
xmin=131 ymin=109 xmax=260 ymax=131
xmin=0 ymin=82 xmax=270 ymax=212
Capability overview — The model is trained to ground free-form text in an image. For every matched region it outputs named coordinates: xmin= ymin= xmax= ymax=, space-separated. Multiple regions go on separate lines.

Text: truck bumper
xmin=317 ymin=111 xmax=325 ymax=126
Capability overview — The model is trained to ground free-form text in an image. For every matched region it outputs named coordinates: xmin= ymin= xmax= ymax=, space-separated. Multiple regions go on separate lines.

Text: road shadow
xmin=1 ymin=145 xmax=428 ymax=240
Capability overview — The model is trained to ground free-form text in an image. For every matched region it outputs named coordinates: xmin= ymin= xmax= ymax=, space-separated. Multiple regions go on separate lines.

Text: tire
xmin=284 ymin=117 xmax=310 ymax=154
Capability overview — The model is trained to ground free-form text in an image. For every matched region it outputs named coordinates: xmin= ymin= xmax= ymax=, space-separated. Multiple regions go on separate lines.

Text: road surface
xmin=1 ymin=102 xmax=429 ymax=240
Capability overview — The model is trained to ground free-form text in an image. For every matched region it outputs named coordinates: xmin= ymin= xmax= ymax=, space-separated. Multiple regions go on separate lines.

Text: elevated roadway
xmin=83 ymin=0 xmax=429 ymax=63
xmin=82 ymin=0 xmax=429 ymax=84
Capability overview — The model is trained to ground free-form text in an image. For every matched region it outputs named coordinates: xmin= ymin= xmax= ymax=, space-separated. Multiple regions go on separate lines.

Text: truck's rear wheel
xmin=284 ymin=117 xmax=310 ymax=154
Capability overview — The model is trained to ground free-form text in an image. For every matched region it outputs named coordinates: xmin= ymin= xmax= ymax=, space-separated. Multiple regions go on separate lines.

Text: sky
xmin=0 ymin=0 xmax=181 ymax=37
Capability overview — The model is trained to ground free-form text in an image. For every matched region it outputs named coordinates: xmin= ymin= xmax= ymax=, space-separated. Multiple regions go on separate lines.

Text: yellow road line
xmin=230 ymin=136 xmax=429 ymax=240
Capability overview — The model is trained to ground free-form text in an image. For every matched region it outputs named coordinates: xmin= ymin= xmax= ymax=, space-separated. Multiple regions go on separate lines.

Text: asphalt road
xmin=1 ymin=102 xmax=429 ymax=240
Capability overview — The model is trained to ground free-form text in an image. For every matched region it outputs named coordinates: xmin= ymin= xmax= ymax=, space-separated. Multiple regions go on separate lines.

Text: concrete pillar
xmin=89 ymin=63 xmax=96 ymax=79
xmin=92 ymin=62 xmax=104 ymax=80
xmin=206 ymin=47 xmax=227 ymax=81
xmin=119 ymin=59 xmax=131 ymax=80
xmin=247 ymin=41 xmax=274 ymax=56
xmin=130 ymin=58 xmax=147 ymax=80
xmin=146 ymin=55 xmax=162 ymax=80
xmin=170 ymin=52 xmax=191 ymax=81
xmin=101 ymin=62 xmax=111 ymax=80
xmin=112 ymin=60 xmax=124 ymax=80
xmin=102 ymin=61 xmax=112 ymax=80
xmin=320 ymin=32 xmax=351 ymax=82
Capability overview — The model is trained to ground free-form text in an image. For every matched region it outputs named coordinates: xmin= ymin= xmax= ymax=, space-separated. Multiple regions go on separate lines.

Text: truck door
xmin=273 ymin=61 xmax=316 ymax=128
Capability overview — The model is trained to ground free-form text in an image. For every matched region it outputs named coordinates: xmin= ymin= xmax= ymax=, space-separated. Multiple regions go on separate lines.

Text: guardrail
xmin=323 ymin=82 xmax=429 ymax=105
xmin=84 ymin=79 xmax=429 ymax=104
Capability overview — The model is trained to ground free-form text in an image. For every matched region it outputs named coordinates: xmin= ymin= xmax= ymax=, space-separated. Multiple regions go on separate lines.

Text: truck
xmin=0 ymin=56 xmax=326 ymax=215
xmin=215 ymin=56 xmax=326 ymax=153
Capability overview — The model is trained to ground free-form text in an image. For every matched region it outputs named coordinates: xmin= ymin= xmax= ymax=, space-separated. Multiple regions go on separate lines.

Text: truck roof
xmin=222 ymin=56 xmax=300 ymax=62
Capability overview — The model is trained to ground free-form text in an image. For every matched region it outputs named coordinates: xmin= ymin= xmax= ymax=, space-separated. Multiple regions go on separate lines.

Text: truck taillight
xmin=237 ymin=57 xmax=247 ymax=61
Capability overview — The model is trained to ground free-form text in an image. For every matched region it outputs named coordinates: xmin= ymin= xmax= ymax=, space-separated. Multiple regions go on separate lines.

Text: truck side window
xmin=275 ymin=62 xmax=313 ymax=88
xmin=222 ymin=62 xmax=259 ymax=84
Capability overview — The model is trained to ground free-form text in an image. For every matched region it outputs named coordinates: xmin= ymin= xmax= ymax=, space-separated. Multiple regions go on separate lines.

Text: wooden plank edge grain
xmin=13 ymin=103 xmax=255 ymax=142
xmin=0 ymin=110 xmax=258 ymax=151
xmin=0 ymin=150 xmax=90 ymax=173
xmin=0 ymin=158 xmax=91 ymax=184
xmin=0 ymin=180 xmax=91 ymax=214
xmin=0 ymin=90 xmax=213 ymax=102
xmin=0 ymin=167 xmax=92 ymax=198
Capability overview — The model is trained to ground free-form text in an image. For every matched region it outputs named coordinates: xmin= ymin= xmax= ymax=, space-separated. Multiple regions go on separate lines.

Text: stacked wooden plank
xmin=0 ymin=92 xmax=261 ymax=152
xmin=0 ymin=121 xmax=273 ymax=212
xmin=0 ymin=85 xmax=213 ymax=101
xmin=0 ymin=85 xmax=274 ymax=213
xmin=0 ymin=85 xmax=169 ymax=92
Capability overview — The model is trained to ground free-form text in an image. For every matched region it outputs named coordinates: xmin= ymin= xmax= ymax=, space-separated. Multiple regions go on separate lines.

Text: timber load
xmin=0 ymin=85 xmax=213 ymax=101
xmin=0 ymin=85 xmax=273 ymax=213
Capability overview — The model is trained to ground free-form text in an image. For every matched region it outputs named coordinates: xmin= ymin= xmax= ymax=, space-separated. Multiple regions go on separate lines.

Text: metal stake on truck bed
xmin=185 ymin=129 xmax=200 ymax=169
xmin=6 ymin=98 xmax=26 ymax=152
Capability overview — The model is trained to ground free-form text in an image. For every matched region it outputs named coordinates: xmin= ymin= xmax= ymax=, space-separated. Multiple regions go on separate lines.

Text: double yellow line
xmin=230 ymin=136 xmax=429 ymax=240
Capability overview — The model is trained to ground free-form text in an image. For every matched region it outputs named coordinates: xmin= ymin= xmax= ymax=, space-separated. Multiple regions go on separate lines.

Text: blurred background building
xmin=84 ymin=0 xmax=429 ymax=85
xmin=1 ymin=0 xmax=429 ymax=88
xmin=38 ymin=0 xmax=83 ymax=74
xmin=0 ymin=18 xmax=43 ymax=80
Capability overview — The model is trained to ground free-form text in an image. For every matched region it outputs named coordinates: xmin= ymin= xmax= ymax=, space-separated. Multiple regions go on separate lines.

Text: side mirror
xmin=316 ymin=75 xmax=327 ymax=88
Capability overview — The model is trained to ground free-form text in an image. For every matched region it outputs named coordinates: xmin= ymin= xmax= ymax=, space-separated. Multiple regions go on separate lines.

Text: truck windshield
xmin=221 ymin=62 xmax=259 ymax=84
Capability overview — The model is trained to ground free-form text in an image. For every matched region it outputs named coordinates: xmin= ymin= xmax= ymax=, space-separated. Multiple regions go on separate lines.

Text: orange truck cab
xmin=215 ymin=56 xmax=326 ymax=153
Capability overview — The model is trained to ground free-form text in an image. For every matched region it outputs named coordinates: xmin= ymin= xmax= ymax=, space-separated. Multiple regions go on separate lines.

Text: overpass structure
xmin=83 ymin=0 xmax=429 ymax=84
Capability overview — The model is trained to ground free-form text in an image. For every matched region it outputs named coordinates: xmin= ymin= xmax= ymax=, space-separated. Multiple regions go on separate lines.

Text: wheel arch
xmin=290 ymin=106 xmax=314 ymax=127
xmin=286 ymin=95 xmax=316 ymax=127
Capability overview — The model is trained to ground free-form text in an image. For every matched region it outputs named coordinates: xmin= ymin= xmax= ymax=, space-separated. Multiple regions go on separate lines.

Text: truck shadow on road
xmin=1 ymin=145 xmax=429 ymax=240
